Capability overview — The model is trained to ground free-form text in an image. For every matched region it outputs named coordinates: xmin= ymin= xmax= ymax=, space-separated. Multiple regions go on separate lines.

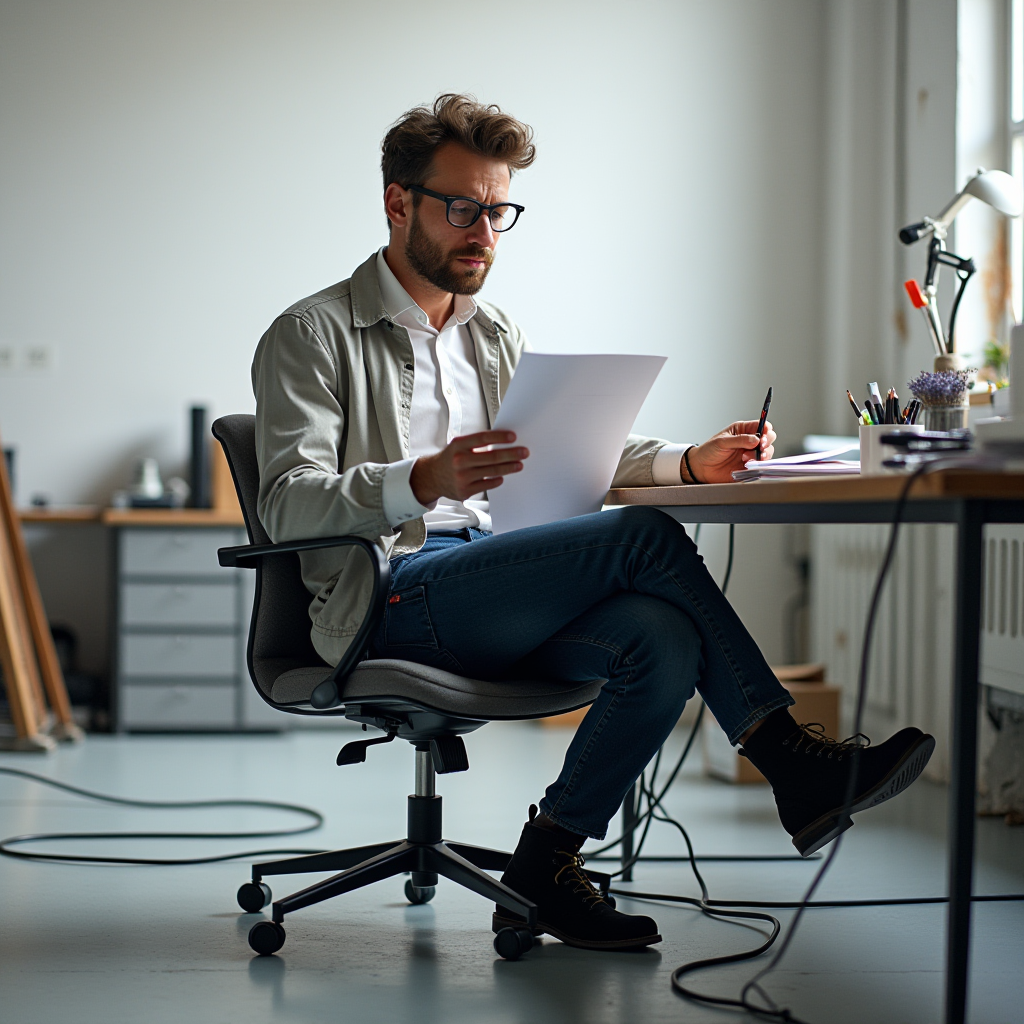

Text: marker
xmin=869 ymin=382 xmax=886 ymax=426
xmin=905 ymin=279 xmax=947 ymax=356
xmin=754 ymin=386 xmax=772 ymax=462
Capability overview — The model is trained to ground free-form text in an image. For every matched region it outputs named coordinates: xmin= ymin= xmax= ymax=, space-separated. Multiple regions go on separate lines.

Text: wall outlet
xmin=23 ymin=345 xmax=55 ymax=371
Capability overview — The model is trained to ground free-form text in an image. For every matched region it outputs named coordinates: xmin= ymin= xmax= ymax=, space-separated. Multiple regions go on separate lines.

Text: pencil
xmin=846 ymin=389 xmax=864 ymax=422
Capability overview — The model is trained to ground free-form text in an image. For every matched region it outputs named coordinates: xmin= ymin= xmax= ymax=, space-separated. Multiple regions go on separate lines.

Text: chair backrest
xmin=211 ymin=415 xmax=323 ymax=696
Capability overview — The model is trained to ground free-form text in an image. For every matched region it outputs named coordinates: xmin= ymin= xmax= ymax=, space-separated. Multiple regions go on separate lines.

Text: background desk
xmin=16 ymin=506 xmax=286 ymax=732
xmin=608 ymin=469 xmax=1024 ymax=1024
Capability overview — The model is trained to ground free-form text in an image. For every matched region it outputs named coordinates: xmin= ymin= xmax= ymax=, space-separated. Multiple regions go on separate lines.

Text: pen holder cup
xmin=859 ymin=424 xmax=926 ymax=476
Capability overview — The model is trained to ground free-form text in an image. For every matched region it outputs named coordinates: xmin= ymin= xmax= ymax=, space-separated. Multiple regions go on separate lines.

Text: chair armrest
xmin=218 ymin=535 xmax=376 ymax=567
xmin=218 ymin=534 xmax=392 ymax=711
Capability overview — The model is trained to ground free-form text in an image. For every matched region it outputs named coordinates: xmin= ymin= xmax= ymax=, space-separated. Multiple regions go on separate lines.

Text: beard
xmin=405 ymin=213 xmax=494 ymax=295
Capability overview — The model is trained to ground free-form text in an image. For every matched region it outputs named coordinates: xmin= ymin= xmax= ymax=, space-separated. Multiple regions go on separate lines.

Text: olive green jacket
xmin=252 ymin=251 xmax=671 ymax=666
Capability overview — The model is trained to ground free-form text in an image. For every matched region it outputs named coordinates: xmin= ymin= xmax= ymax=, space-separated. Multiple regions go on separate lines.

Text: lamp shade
xmin=963 ymin=169 xmax=1023 ymax=218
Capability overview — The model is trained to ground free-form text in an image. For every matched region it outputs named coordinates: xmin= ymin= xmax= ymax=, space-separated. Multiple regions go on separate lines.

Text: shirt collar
xmin=376 ymin=247 xmax=477 ymax=330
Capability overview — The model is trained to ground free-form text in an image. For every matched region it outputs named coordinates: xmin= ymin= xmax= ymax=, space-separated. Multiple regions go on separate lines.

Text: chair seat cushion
xmin=270 ymin=659 xmax=605 ymax=720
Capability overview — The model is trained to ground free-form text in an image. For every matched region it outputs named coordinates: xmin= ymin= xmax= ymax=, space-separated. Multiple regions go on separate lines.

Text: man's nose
xmin=465 ymin=213 xmax=496 ymax=248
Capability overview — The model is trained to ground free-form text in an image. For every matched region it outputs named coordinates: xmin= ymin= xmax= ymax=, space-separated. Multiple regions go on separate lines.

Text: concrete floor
xmin=0 ymin=722 xmax=1021 ymax=1024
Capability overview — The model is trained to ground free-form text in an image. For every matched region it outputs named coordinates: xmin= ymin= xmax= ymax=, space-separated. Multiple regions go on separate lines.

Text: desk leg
xmin=945 ymin=502 xmax=983 ymax=1024
xmin=621 ymin=782 xmax=637 ymax=881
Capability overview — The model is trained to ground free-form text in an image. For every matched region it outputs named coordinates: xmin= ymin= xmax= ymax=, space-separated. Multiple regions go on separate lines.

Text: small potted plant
xmin=907 ymin=368 xmax=976 ymax=432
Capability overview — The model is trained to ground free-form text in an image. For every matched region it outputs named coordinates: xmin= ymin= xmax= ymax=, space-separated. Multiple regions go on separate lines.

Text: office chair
xmin=211 ymin=415 xmax=609 ymax=962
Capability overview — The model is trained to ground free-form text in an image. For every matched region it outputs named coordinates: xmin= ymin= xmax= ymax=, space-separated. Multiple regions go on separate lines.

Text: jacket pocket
xmin=384 ymin=586 xmax=439 ymax=649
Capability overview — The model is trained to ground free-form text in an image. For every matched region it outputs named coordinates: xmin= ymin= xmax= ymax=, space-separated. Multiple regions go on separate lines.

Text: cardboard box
xmin=703 ymin=667 xmax=840 ymax=783
xmin=539 ymin=704 xmax=591 ymax=727
xmin=541 ymin=664 xmax=830 ymax=734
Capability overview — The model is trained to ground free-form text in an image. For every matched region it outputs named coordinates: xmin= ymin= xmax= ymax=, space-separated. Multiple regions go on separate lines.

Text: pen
xmin=864 ymin=401 xmax=878 ymax=425
xmin=754 ymin=386 xmax=772 ymax=462
xmin=846 ymin=389 xmax=864 ymax=422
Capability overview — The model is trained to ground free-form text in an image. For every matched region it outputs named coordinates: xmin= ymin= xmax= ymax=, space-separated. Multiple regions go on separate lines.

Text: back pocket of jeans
xmin=384 ymin=586 xmax=439 ymax=649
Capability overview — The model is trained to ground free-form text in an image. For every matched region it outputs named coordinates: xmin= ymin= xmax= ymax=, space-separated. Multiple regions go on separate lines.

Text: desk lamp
xmin=899 ymin=168 xmax=1022 ymax=370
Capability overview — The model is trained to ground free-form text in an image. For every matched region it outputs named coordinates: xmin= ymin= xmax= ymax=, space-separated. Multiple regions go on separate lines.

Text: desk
xmin=607 ymin=469 xmax=1024 ymax=1024
xmin=15 ymin=507 xmax=273 ymax=731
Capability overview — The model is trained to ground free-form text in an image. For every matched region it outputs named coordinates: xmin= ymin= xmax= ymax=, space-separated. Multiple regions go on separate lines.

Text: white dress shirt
xmin=378 ymin=249 xmax=494 ymax=532
xmin=378 ymin=247 xmax=690 ymax=533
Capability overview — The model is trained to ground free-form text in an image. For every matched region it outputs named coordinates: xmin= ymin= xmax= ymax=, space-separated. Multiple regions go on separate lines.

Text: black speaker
xmin=189 ymin=406 xmax=210 ymax=508
xmin=2 ymin=448 xmax=13 ymax=496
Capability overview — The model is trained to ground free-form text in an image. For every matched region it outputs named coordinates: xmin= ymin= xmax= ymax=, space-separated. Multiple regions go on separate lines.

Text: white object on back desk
xmin=490 ymin=352 xmax=666 ymax=534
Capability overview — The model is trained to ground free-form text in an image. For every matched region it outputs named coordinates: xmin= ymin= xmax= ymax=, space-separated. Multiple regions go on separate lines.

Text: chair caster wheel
xmin=494 ymin=927 xmax=534 ymax=960
xmin=604 ymin=894 xmax=616 ymax=909
xmin=248 ymin=920 xmax=286 ymax=956
xmin=404 ymin=880 xmax=436 ymax=905
xmin=237 ymin=881 xmax=272 ymax=913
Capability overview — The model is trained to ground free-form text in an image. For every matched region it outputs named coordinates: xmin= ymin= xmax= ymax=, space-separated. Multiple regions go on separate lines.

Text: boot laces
xmin=553 ymin=851 xmax=606 ymax=907
xmin=783 ymin=722 xmax=870 ymax=761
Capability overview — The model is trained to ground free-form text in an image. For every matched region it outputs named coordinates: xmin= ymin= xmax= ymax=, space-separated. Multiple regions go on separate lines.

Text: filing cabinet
xmin=113 ymin=526 xmax=280 ymax=731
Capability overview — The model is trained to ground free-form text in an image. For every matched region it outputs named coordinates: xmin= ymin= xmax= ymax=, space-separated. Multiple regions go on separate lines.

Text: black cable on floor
xmin=590 ymin=524 xmax=748 ymax=876
xmin=0 ymin=766 xmax=325 ymax=866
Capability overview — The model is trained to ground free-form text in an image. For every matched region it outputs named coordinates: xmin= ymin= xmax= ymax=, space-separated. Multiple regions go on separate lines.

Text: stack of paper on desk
xmin=731 ymin=444 xmax=860 ymax=482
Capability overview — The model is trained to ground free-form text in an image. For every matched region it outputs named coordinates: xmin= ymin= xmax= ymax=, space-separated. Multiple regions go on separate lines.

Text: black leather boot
xmin=493 ymin=814 xmax=662 ymax=951
xmin=741 ymin=709 xmax=935 ymax=856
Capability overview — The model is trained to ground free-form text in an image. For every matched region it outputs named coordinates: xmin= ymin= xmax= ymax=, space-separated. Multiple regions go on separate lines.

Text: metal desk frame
xmin=607 ymin=474 xmax=1024 ymax=1024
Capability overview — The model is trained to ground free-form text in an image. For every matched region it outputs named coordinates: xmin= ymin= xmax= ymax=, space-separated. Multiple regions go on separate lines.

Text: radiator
xmin=981 ymin=527 xmax=1024 ymax=698
xmin=810 ymin=522 xmax=1024 ymax=785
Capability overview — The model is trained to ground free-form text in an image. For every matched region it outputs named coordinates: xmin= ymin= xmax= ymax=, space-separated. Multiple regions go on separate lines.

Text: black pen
xmin=754 ymin=386 xmax=772 ymax=461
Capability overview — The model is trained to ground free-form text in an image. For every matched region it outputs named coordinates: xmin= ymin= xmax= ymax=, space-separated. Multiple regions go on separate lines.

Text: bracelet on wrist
xmin=683 ymin=444 xmax=704 ymax=485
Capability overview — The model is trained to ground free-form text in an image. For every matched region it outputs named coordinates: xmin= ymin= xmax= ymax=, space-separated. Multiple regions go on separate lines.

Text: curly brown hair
xmin=381 ymin=93 xmax=536 ymax=201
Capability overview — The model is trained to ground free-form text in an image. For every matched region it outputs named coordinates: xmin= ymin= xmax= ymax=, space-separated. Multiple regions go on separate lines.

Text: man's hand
xmin=682 ymin=420 xmax=776 ymax=484
xmin=410 ymin=430 xmax=529 ymax=507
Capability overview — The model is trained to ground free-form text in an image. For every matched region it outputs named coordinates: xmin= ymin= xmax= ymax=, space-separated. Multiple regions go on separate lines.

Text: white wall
xmin=1 ymin=0 xmax=827 ymax=675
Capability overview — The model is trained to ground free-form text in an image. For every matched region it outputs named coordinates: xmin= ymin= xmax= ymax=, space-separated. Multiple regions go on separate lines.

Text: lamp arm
xmin=944 ymin=255 xmax=977 ymax=355
xmin=923 ymin=237 xmax=949 ymax=354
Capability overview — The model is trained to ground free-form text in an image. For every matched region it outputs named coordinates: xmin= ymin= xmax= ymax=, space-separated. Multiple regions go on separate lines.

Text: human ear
xmin=384 ymin=183 xmax=412 ymax=229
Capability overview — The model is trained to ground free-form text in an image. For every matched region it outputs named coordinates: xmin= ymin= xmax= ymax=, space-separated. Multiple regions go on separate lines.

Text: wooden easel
xmin=0 ymin=430 xmax=82 ymax=750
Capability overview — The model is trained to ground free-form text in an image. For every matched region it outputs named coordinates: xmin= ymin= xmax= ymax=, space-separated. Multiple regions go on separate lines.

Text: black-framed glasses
xmin=407 ymin=185 xmax=524 ymax=232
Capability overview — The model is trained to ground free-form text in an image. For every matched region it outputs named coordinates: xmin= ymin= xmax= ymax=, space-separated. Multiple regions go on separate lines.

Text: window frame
xmin=1011 ymin=0 xmax=1024 ymax=323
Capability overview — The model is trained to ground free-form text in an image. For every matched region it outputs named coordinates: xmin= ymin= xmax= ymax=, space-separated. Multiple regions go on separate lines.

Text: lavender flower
xmin=906 ymin=369 xmax=976 ymax=406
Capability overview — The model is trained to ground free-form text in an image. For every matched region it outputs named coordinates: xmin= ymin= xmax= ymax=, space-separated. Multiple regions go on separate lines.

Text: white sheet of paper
xmin=489 ymin=352 xmax=666 ymax=534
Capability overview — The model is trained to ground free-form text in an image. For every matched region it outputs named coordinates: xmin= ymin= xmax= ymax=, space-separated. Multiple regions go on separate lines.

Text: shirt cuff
xmin=652 ymin=443 xmax=693 ymax=486
xmin=382 ymin=458 xmax=435 ymax=527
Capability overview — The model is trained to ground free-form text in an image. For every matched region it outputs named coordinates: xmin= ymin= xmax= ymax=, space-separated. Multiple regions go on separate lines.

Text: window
xmin=1012 ymin=0 xmax=1024 ymax=322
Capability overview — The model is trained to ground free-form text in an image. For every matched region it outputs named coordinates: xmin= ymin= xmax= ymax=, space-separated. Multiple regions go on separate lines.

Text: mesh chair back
xmin=212 ymin=415 xmax=323 ymax=695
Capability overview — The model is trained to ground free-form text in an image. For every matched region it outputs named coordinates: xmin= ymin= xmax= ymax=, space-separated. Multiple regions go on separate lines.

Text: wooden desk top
xmin=607 ymin=469 xmax=1024 ymax=508
xmin=17 ymin=506 xmax=103 ymax=523
xmin=101 ymin=507 xmax=244 ymax=526
xmin=17 ymin=506 xmax=244 ymax=526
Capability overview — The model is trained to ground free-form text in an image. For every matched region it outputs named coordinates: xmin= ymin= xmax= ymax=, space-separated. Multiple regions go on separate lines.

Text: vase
xmin=924 ymin=403 xmax=968 ymax=432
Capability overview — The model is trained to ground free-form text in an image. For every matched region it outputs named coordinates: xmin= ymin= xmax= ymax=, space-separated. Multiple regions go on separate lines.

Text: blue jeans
xmin=369 ymin=505 xmax=792 ymax=839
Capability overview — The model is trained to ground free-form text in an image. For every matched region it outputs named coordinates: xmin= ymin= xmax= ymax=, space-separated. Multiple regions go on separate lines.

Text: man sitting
xmin=252 ymin=93 xmax=935 ymax=952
